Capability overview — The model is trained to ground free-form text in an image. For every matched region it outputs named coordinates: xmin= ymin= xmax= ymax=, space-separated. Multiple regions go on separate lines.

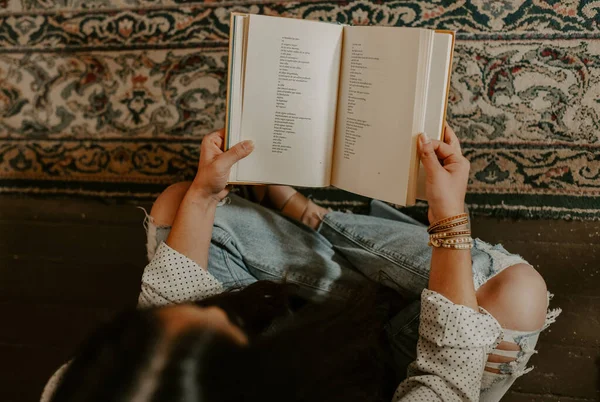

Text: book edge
xmin=224 ymin=12 xmax=249 ymax=153
xmin=414 ymin=29 xmax=456 ymax=202
xmin=405 ymin=29 xmax=434 ymax=206
xmin=225 ymin=13 xmax=250 ymax=184
xmin=434 ymin=29 xmax=456 ymax=141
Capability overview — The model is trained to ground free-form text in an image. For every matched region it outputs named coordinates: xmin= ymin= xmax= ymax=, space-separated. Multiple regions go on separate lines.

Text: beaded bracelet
xmin=428 ymin=236 xmax=473 ymax=248
xmin=428 ymin=213 xmax=470 ymax=234
xmin=428 ymin=218 xmax=473 ymax=249
xmin=440 ymin=242 xmax=473 ymax=250
xmin=429 ymin=230 xmax=472 ymax=240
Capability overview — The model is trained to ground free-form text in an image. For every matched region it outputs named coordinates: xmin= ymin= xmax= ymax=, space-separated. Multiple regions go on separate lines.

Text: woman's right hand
xmin=418 ymin=122 xmax=470 ymax=224
xmin=190 ymin=129 xmax=254 ymax=203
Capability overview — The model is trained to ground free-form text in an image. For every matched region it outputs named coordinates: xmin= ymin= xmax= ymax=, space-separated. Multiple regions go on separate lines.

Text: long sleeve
xmin=138 ymin=242 xmax=224 ymax=308
xmin=393 ymin=289 xmax=502 ymax=402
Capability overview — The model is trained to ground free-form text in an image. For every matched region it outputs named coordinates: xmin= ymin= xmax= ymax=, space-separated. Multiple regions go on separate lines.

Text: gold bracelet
xmin=429 ymin=238 xmax=473 ymax=247
xmin=428 ymin=213 xmax=470 ymax=234
xmin=440 ymin=242 xmax=473 ymax=250
xmin=428 ymin=213 xmax=469 ymax=229
xmin=429 ymin=219 xmax=470 ymax=233
xmin=429 ymin=230 xmax=472 ymax=240
xmin=429 ymin=213 xmax=469 ymax=228
xmin=429 ymin=235 xmax=473 ymax=248
xmin=440 ymin=237 xmax=472 ymax=245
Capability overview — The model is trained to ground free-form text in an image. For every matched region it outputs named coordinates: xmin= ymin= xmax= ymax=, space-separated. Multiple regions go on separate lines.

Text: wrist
xmin=184 ymin=186 xmax=221 ymax=208
xmin=431 ymin=205 xmax=466 ymax=223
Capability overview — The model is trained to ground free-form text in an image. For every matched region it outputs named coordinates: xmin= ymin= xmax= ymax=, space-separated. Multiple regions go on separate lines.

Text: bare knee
xmin=477 ymin=263 xmax=548 ymax=332
xmin=150 ymin=181 xmax=193 ymax=226
xmin=478 ymin=264 xmax=547 ymax=373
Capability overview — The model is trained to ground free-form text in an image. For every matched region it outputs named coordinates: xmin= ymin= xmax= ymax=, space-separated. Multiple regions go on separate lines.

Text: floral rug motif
xmin=1 ymin=0 xmax=599 ymax=219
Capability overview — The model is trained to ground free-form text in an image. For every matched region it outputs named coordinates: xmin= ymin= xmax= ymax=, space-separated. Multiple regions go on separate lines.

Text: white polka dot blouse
xmin=42 ymin=242 xmax=503 ymax=402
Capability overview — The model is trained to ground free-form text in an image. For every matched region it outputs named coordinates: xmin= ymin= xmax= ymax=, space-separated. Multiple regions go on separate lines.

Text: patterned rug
xmin=1 ymin=0 xmax=599 ymax=220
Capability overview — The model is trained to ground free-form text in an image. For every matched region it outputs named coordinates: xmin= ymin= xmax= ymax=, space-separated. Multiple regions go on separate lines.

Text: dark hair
xmin=51 ymin=281 xmax=403 ymax=402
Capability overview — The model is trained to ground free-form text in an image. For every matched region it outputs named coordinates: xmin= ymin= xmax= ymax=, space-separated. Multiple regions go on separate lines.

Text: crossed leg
xmin=477 ymin=263 xmax=547 ymax=372
xmin=150 ymin=182 xmax=550 ymax=399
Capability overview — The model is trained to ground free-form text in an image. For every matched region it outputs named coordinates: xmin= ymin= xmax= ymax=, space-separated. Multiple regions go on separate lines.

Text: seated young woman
xmin=42 ymin=123 xmax=559 ymax=402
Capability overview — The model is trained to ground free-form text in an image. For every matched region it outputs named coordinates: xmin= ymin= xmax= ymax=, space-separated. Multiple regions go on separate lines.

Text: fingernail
xmin=242 ymin=140 xmax=254 ymax=151
xmin=420 ymin=132 xmax=431 ymax=145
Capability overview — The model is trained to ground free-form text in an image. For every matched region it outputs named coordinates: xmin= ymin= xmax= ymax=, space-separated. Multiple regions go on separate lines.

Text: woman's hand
xmin=167 ymin=129 xmax=252 ymax=268
xmin=190 ymin=129 xmax=254 ymax=202
xmin=419 ymin=122 xmax=470 ymax=223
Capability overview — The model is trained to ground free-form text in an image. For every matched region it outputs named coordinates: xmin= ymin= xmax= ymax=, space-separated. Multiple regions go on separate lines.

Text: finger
xmin=212 ymin=128 xmax=225 ymax=148
xmin=429 ymin=139 xmax=462 ymax=163
xmin=212 ymin=128 xmax=225 ymax=139
xmin=211 ymin=135 xmax=223 ymax=149
xmin=443 ymin=122 xmax=462 ymax=154
xmin=216 ymin=140 xmax=254 ymax=169
xmin=216 ymin=187 xmax=230 ymax=200
xmin=203 ymin=130 xmax=225 ymax=149
xmin=419 ymin=133 xmax=444 ymax=176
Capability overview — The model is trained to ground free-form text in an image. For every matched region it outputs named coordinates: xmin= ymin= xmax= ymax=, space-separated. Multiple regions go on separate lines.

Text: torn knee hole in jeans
xmin=485 ymin=341 xmax=519 ymax=374
xmin=484 ymin=293 xmax=561 ymax=379
xmin=485 ymin=338 xmax=536 ymax=377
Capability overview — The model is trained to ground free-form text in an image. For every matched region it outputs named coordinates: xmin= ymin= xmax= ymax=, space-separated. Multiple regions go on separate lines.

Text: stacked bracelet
xmin=427 ymin=213 xmax=470 ymax=234
xmin=429 ymin=230 xmax=471 ymax=239
xmin=428 ymin=214 xmax=473 ymax=250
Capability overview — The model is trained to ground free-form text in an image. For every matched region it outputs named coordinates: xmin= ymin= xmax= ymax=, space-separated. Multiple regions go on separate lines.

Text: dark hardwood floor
xmin=0 ymin=196 xmax=598 ymax=402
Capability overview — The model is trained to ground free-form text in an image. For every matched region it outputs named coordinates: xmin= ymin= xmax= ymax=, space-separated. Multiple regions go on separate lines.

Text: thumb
xmin=216 ymin=140 xmax=254 ymax=169
xmin=419 ymin=133 xmax=442 ymax=176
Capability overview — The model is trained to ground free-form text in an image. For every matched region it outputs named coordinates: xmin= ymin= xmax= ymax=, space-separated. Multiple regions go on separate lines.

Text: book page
xmin=416 ymin=31 xmax=454 ymax=200
xmin=235 ymin=15 xmax=344 ymax=187
xmin=331 ymin=26 xmax=432 ymax=205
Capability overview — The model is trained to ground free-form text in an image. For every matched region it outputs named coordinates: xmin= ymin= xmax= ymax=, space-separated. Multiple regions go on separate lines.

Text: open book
xmin=225 ymin=13 xmax=454 ymax=206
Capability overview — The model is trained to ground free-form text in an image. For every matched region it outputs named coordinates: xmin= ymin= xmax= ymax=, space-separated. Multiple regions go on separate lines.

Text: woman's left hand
xmin=418 ymin=122 xmax=469 ymax=223
xmin=191 ymin=129 xmax=254 ymax=202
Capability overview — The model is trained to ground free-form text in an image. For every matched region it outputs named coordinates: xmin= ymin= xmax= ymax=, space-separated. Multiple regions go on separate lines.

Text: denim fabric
xmin=147 ymin=195 xmax=368 ymax=300
xmin=145 ymin=194 xmax=557 ymax=402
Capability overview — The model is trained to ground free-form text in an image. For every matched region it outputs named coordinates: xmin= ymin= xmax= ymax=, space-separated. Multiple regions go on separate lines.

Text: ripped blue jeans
xmin=145 ymin=194 xmax=560 ymax=402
